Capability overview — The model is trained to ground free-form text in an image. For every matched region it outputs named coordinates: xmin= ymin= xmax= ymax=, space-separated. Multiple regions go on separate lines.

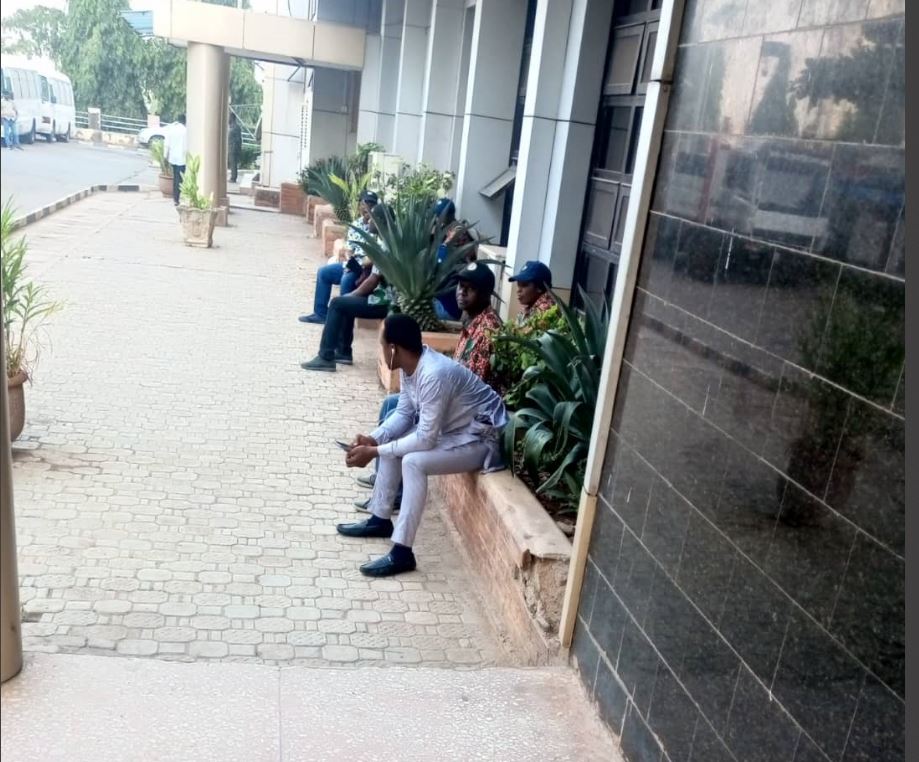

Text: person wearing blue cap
xmin=299 ymin=191 xmax=378 ymax=325
xmin=509 ymin=260 xmax=555 ymax=325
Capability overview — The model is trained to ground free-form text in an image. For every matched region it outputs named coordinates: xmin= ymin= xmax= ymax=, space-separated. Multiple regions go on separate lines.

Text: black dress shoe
xmin=360 ymin=550 xmax=416 ymax=577
xmin=336 ymin=517 xmax=393 ymax=538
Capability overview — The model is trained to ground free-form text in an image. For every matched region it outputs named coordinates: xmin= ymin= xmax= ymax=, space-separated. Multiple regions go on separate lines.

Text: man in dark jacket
xmin=228 ymin=113 xmax=243 ymax=183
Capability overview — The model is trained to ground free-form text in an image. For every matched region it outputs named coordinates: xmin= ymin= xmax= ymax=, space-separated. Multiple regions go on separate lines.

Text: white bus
xmin=1 ymin=55 xmax=74 ymax=143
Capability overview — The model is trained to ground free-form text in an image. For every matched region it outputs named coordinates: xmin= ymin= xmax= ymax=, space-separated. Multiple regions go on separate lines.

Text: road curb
xmin=11 ymin=184 xmax=157 ymax=230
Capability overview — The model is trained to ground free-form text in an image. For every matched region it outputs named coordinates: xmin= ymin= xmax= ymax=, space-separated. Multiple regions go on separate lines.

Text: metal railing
xmin=73 ymin=108 xmax=262 ymax=148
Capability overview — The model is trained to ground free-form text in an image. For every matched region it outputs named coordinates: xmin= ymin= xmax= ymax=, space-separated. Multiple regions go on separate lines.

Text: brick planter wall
xmin=305 ymin=195 xmax=325 ymax=223
xmin=434 ymin=471 xmax=571 ymax=665
xmin=254 ymin=187 xmax=280 ymax=209
xmin=312 ymin=205 xmax=336 ymax=238
xmin=280 ymin=182 xmax=307 ymax=216
xmin=321 ymin=221 xmax=348 ymax=258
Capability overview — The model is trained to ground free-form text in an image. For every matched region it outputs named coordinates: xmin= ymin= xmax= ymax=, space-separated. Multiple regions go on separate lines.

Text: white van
xmin=1 ymin=56 xmax=43 ymax=144
xmin=1 ymin=56 xmax=74 ymax=142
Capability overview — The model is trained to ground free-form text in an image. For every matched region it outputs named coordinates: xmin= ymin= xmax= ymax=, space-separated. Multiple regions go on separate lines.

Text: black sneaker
xmin=334 ymin=352 xmax=354 ymax=365
xmin=301 ymin=356 xmax=336 ymax=372
xmin=353 ymin=498 xmax=400 ymax=514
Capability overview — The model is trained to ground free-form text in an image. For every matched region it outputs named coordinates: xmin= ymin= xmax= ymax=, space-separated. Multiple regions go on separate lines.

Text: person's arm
xmin=462 ymin=332 xmax=495 ymax=384
xmin=351 ymin=272 xmax=380 ymax=297
xmin=370 ymin=390 xmax=415 ymax=446
xmin=376 ymin=374 xmax=447 ymax=457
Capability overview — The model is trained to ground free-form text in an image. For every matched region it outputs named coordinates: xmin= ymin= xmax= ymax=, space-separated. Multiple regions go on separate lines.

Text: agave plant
xmin=179 ymin=155 xmax=214 ymax=210
xmin=330 ymin=170 xmax=371 ymax=224
xmin=499 ymin=290 xmax=609 ymax=510
xmin=350 ymin=198 xmax=482 ymax=331
xmin=301 ymin=156 xmax=352 ymax=222
xmin=149 ymin=139 xmax=172 ymax=177
xmin=2 ymin=199 xmax=63 ymax=379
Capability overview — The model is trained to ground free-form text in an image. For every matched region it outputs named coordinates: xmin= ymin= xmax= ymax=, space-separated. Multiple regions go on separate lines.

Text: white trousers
xmin=370 ymin=441 xmax=492 ymax=547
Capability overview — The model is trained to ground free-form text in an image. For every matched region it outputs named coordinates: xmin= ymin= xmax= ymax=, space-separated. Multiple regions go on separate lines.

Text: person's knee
xmin=401 ymin=453 xmax=429 ymax=477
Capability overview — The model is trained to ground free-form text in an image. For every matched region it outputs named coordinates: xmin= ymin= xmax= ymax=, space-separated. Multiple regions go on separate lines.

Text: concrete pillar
xmin=1 ymin=293 xmax=23 ymax=684
xmin=218 ymin=53 xmax=230 ymax=212
xmin=186 ymin=42 xmax=226 ymax=208
xmin=357 ymin=32 xmax=383 ymax=145
xmin=418 ymin=0 xmax=466 ymax=171
xmin=504 ymin=0 xmax=614 ymax=302
xmin=311 ymin=68 xmax=358 ymax=161
xmin=392 ymin=0 xmax=429 ymax=160
xmin=454 ymin=0 xmax=528 ymax=242
xmin=376 ymin=0 xmax=404 ymax=150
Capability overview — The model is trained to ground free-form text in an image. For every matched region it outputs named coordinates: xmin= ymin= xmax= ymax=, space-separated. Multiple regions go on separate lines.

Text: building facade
xmin=291 ymin=2 xmax=905 ymax=759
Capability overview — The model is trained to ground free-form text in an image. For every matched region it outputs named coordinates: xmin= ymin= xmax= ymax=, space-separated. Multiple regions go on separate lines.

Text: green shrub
xmin=500 ymin=291 xmax=608 ymax=511
xmin=489 ymin=304 xmax=569 ymax=407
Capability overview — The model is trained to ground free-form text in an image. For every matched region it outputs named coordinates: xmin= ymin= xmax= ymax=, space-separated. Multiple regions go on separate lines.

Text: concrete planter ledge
xmin=434 ymin=470 xmax=572 ymax=665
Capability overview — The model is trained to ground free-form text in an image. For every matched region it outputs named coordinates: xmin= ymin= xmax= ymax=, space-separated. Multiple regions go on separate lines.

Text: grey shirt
xmin=371 ymin=347 xmax=508 ymax=469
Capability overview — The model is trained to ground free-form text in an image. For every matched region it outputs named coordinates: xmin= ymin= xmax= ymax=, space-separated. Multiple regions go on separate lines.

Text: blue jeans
xmin=376 ymin=393 xmax=402 ymax=501
xmin=3 ymin=118 xmax=19 ymax=148
xmin=314 ymin=262 xmax=358 ymax=319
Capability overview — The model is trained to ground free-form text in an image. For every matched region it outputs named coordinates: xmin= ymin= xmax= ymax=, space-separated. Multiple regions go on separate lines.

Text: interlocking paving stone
xmin=10 ymin=194 xmax=507 ymax=668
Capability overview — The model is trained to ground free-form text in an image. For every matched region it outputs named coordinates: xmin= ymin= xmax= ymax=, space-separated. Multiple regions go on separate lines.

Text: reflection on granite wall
xmin=571 ymin=2 xmax=904 ymax=761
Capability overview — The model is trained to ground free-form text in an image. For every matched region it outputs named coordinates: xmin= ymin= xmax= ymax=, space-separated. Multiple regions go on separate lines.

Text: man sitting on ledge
xmin=337 ymin=314 xmax=508 ymax=577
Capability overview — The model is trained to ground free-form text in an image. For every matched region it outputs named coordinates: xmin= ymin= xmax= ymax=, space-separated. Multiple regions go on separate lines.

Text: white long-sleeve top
xmin=371 ymin=347 xmax=508 ymax=470
xmin=164 ymin=122 xmax=187 ymax=166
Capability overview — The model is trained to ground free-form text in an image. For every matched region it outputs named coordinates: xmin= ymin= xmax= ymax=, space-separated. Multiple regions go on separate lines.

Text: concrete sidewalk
xmin=0 ymin=654 xmax=614 ymax=761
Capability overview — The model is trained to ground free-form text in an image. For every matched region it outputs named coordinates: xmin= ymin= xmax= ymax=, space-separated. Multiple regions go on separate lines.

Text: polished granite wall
xmin=571 ymin=1 xmax=905 ymax=761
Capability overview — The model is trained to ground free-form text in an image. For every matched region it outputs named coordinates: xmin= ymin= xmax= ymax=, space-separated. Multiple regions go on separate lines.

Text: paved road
xmin=0 ymin=141 xmax=157 ymax=215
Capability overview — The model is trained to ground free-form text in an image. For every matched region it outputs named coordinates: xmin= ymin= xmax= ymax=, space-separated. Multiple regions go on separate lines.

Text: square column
xmin=376 ymin=0 xmax=404 ymax=150
xmin=504 ymin=0 xmax=615 ymax=298
xmin=418 ymin=0 xmax=467 ymax=170
xmin=454 ymin=0 xmax=528 ymax=241
xmin=357 ymin=32 xmax=383 ymax=144
xmin=392 ymin=0 xmax=429 ymax=159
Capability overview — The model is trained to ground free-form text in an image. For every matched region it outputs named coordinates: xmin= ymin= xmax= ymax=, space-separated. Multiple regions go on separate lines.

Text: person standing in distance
xmin=165 ymin=114 xmax=188 ymax=206
xmin=228 ymin=113 xmax=242 ymax=184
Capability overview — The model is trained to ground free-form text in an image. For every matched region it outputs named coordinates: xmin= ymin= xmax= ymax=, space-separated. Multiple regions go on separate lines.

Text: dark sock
xmin=390 ymin=543 xmax=414 ymax=563
xmin=366 ymin=515 xmax=393 ymax=529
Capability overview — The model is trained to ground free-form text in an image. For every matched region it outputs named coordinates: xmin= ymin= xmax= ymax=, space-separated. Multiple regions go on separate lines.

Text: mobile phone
xmin=335 ymin=440 xmax=352 ymax=451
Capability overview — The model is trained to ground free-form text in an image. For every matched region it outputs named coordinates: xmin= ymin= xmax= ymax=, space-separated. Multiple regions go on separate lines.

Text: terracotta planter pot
xmin=376 ymin=322 xmax=460 ymax=392
xmin=158 ymin=173 xmax=173 ymax=197
xmin=7 ymin=371 xmax=27 ymax=442
xmin=177 ymin=206 xmax=219 ymax=248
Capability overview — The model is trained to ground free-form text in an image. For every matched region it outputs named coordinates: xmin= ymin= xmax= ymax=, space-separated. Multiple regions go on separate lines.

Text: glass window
xmin=40 ymin=76 xmax=50 ymax=102
xmin=606 ymin=27 xmax=642 ymax=92
xmin=603 ymin=106 xmax=633 ymax=172
xmin=1 ymin=70 xmax=10 ymax=95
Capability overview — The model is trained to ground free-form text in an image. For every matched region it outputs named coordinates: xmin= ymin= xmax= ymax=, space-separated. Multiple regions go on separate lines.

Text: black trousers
xmin=172 ymin=164 xmax=186 ymax=205
xmin=229 ymin=152 xmax=239 ymax=183
xmin=319 ymin=296 xmax=388 ymax=360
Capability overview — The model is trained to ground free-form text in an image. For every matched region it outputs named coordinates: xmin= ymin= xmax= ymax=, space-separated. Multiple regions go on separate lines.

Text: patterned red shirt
xmin=453 ymin=307 xmax=503 ymax=387
xmin=516 ymin=291 xmax=556 ymax=325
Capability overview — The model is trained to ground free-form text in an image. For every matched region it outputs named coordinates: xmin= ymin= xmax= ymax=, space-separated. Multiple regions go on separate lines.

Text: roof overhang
xmin=147 ymin=0 xmax=366 ymax=70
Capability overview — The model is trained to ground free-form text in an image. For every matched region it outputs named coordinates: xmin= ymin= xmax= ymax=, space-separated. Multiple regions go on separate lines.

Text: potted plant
xmin=1 ymin=200 xmax=63 ymax=441
xmin=177 ymin=154 xmax=219 ymax=248
xmin=149 ymin=139 xmax=173 ymax=198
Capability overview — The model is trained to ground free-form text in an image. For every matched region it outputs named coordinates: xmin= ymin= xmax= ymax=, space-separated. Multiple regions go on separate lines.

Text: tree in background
xmin=61 ymin=0 xmax=148 ymax=117
xmin=1 ymin=6 xmax=67 ymax=63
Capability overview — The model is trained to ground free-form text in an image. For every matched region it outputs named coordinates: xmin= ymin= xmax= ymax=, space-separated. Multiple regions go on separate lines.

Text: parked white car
xmin=137 ymin=123 xmax=172 ymax=147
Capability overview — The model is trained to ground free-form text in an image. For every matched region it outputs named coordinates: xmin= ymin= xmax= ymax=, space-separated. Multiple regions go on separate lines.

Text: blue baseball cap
xmin=361 ymin=190 xmax=378 ymax=206
xmin=509 ymin=260 xmax=552 ymax=289
xmin=433 ymin=198 xmax=455 ymax=218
